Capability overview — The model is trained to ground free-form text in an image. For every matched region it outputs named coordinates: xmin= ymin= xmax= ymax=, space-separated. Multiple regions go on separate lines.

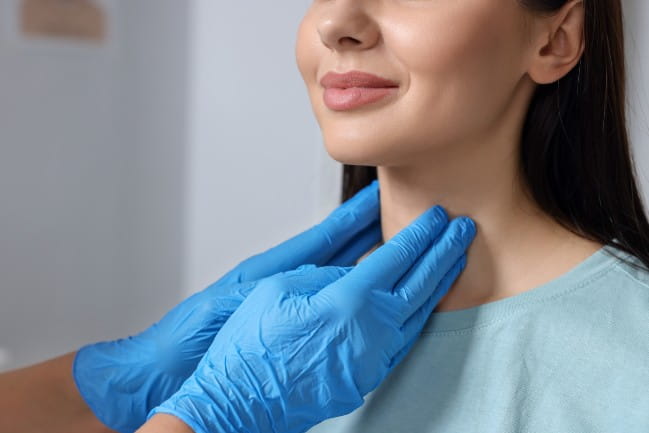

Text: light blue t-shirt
xmin=306 ymin=244 xmax=649 ymax=433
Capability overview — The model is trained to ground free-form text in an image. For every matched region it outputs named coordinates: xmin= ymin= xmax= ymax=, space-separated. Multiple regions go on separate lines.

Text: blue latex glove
xmin=72 ymin=180 xmax=382 ymax=433
xmin=148 ymin=205 xmax=477 ymax=433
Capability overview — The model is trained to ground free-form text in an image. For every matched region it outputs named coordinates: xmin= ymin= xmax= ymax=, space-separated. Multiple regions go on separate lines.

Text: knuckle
xmin=197 ymin=296 xmax=223 ymax=317
xmin=310 ymin=289 xmax=344 ymax=321
xmin=312 ymin=224 xmax=334 ymax=248
xmin=400 ymin=283 xmax=414 ymax=303
xmin=407 ymin=223 xmax=431 ymax=245
xmin=318 ymin=287 xmax=364 ymax=323
xmin=336 ymin=293 xmax=364 ymax=321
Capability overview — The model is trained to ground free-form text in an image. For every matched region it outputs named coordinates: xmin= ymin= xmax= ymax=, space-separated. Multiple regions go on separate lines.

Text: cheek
xmin=295 ymin=15 xmax=320 ymax=92
xmin=294 ymin=23 xmax=310 ymax=81
xmin=393 ymin=9 xmax=524 ymax=148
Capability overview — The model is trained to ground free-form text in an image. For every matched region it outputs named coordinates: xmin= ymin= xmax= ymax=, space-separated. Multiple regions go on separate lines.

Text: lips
xmin=323 ymin=87 xmax=399 ymax=111
xmin=320 ymin=70 xmax=399 ymax=89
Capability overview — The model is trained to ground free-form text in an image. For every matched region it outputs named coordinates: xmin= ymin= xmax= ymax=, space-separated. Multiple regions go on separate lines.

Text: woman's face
xmin=295 ymin=0 xmax=535 ymax=168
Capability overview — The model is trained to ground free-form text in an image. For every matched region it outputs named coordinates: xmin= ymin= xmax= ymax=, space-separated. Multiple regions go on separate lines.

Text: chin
xmin=322 ymin=139 xmax=388 ymax=167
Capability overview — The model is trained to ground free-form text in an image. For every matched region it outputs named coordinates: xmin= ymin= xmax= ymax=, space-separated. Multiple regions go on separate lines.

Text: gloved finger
xmin=393 ymin=217 xmax=475 ymax=324
xmin=395 ymin=254 xmax=467 ymax=366
xmin=323 ymin=219 xmax=382 ymax=266
xmin=216 ymin=180 xmax=380 ymax=286
xmin=385 ymin=255 xmax=466 ymax=373
xmin=289 ymin=264 xmax=353 ymax=286
xmin=313 ymin=205 xmax=448 ymax=308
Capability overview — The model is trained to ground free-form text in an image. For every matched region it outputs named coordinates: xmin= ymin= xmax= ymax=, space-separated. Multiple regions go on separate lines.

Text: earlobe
xmin=526 ymin=0 xmax=585 ymax=85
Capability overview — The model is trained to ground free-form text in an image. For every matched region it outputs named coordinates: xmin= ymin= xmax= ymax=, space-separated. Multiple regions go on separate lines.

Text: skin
xmin=296 ymin=0 xmax=603 ymax=311
xmin=0 ymin=352 xmax=116 ymax=433
xmin=0 ymin=352 xmax=190 ymax=432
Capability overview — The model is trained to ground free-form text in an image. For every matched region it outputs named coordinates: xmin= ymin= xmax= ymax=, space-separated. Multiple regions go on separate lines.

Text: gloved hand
xmin=147 ymin=205 xmax=476 ymax=433
xmin=72 ymin=180 xmax=382 ymax=433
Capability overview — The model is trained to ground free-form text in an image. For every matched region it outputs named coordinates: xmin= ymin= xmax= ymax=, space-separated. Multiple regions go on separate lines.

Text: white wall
xmin=114 ymin=0 xmax=192 ymax=333
xmin=0 ymin=1 xmax=193 ymax=370
xmin=0 ymin=2 xmax=128 ymax=368
xmin=180 ymin=1 xmax=341 ymax=296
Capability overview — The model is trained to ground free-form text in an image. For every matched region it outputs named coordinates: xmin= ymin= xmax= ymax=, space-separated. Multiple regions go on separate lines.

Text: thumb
xmin=290 ymin=264 xmax=353 ymax=281
xmin=263 ymin=265 xmax=354 ymax=297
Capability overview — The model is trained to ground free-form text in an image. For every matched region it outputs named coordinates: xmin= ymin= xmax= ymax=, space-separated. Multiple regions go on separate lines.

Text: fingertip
xmin=433 ymin=205 xmax=448 ymax=221
xmin=361 ymin=178 xmax=379 ymax=193
xmin=338 ymin=180 xmax=380 ymax=212
xmin=357 ymin=179 xmax=380 ymax=203
xmin=424 ymin=205 xmax=448 ymax=227
xmin=366 ymin=179 xmax=380 ymax=199
xmin=461 ymin=217 xmax=477 ymax=238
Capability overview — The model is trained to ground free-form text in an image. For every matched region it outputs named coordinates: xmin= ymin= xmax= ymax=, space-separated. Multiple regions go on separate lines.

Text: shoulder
xmin=593 ymin=247 xmax=649 ymax=316
xmin=573 ymin=248 xmax=649 ymax=365
xmin=536 ymin=250 xmax=649 ymax=413
xmin=537 ymin=247 xmax=649 ymax=361
xmin=608 ymin=249 xmax=649 ymax=293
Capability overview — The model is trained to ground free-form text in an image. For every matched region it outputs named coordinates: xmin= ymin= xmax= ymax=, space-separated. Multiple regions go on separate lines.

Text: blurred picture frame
xmin=0 ymin=0 xmax=118 ymax=55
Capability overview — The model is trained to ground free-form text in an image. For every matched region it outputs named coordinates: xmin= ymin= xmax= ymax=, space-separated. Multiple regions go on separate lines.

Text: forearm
xmin=135 ymin=414 xmax=194 ymax=433
xmin=0 ymin=351 xmax=116 ymax=433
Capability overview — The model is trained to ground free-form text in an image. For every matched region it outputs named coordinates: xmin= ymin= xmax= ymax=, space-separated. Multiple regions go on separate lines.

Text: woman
xmin=291 ymin=0 xmax=649 ymax=431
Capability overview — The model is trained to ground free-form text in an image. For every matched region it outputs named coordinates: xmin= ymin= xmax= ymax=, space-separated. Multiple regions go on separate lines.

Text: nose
xmin=317 ymin=0 xmax=380 ymax=53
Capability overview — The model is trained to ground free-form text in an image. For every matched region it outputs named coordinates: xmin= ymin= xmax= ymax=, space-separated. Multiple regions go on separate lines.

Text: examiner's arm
xmin=135 ymin=414 xmax=194 ymax=433
xmin=0 ymin=351 xmax=115 ymax=433
xmin=0 ymin=182 xmax=382 ymax=433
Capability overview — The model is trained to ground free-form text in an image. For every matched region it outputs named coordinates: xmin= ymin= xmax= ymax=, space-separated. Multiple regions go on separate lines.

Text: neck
xmin=375 ymin=151 xmax=602 ymax=312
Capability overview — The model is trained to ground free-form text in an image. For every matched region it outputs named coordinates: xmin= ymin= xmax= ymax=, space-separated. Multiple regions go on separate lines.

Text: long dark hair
xmin=340 ymin=0 xmax=649 ymax=273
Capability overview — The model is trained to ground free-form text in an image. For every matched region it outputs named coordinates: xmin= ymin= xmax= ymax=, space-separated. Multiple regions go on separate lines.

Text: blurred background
xmin=0 ymin=0 xmax=648 ymax=372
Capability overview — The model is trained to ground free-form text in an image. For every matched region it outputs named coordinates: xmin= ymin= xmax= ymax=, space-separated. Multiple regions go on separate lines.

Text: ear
xmin=526 ymin=0 xmax=585 ymax=85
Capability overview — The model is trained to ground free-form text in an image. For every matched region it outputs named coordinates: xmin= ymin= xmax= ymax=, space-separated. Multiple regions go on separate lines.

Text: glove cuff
xmin=72 ymin=339 xmax=171 ymax=433
xmin=72 ymin=346 xmax=117 ymax=431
